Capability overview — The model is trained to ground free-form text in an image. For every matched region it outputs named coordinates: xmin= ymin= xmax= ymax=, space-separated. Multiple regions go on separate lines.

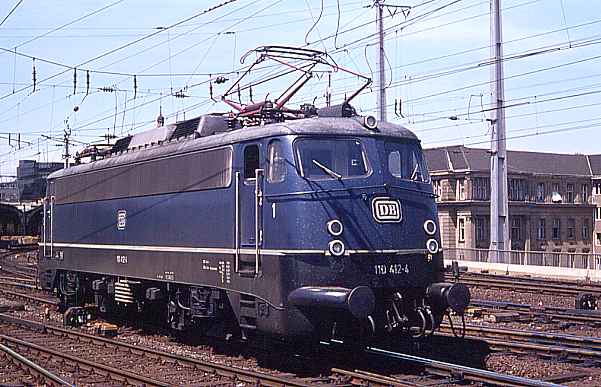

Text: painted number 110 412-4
xmin=374 ymin=263 xmax=409 ymax=275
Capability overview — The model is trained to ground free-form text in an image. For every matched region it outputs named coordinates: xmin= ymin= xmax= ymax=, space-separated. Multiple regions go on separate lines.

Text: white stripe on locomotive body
xmin=44 ymin=242 xmax=427 ymax=256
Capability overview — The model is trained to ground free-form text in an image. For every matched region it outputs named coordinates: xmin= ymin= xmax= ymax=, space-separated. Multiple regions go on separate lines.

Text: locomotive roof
xmin=49 ymin=116 xmax=418 ymax=180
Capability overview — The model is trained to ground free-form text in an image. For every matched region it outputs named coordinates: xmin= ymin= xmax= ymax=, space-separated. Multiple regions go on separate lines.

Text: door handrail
xmin=255 ymin=168 xmax=264 ymax=275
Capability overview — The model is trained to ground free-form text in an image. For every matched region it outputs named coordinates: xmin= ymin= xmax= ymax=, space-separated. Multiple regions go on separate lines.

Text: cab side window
xmin=244 ymin=145 xmax=259 ymax=179
xmin=267 ymin=140 xmax=287 ymax=183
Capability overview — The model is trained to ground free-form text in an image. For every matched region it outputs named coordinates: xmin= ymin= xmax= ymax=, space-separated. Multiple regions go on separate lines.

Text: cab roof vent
xmin=196 ymin=115 xmax=230 ymax=137
xmin=170 ymin=117 xmax=201 ymax=140
xmin=317 ymin=102 xmax=356 ymax=118
xmin=111 ymin=136 xmax=132 ymax=153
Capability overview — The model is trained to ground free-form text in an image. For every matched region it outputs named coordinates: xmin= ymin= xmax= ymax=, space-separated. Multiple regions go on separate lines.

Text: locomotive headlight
xmin=326 ymin=219 xmax=343 ymax=236
xmin=328 ymin=240 xmax=346 ymax=257
xmin=426 ymin=238 xmax=439 ymax=254
xmin=423 ymin=219 xmax=437 ymax=235
xmin=363 ymin=115 xmax=378 ymax=130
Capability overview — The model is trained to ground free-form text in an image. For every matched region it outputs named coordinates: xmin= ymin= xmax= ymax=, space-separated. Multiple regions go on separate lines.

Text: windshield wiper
xmin=410 ymin=164 xmax=421 ymax=181
xmin=312 ymin=159 xmax=342 ymax=179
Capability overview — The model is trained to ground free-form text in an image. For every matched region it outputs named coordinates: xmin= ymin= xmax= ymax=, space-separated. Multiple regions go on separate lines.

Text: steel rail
xmin=365 ymin=346 xmax=562 ymax=387
xmin=0 ymin=288 xmax=59 ymax=306
xmin=331 ymin=368 xmax=421 ymax=387
xmin=323 ymin=340 xmax=559 ymax=387
xmin=438 ymin=324 xmax=601 ymax=361
xmin=0 ymin=342 xmax=76 ymax=386
xmin=0 ymin=313 xmax=314 ymax=387
xmin=447 ymin=272 xmax=601 ymax=296
xmin=471 ymin=299 xmax=601 ymax=325
xmin=0 ymin=280 xmax=37 ymax=289
xmin=0 ymin=275 xmax=36 ymax=283
xmin=1 ymin=335 xmax=171 ymax=387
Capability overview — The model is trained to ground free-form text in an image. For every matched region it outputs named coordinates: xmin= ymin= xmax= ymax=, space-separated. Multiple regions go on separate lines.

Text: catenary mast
xmin=489 ymin=0 xmax=509 ymax=261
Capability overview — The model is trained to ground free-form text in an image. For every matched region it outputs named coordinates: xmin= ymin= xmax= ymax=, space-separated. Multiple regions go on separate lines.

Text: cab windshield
xmin=296 ymin=138 xmax=370 ymax=180
xmin=385 ymin=140 xmax=430 ymax=183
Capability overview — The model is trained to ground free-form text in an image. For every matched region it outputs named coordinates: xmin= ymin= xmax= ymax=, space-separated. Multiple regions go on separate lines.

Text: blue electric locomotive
xmin=38 ymin=46 xmax=469 ymax=343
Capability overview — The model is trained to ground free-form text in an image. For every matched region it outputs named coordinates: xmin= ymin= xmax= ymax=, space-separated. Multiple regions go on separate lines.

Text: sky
xmin=0 ymin=0 xmax=599 ymax=177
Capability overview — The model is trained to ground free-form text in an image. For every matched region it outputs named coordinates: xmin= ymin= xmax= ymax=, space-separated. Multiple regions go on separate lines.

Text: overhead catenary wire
xmin=1 ymin=0 xmax=600 ymax=163
xmin=0 ymin=0 xmax=242 ymax=103
xmin=13 ymin=0 xmax=126 ymax=49
xmin=0 ymin=0 xmax=23 ymax=28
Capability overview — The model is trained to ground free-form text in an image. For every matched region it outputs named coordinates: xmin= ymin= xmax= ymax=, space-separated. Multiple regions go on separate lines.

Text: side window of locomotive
xmin=296 ymin=138 xmax=369 ymax=180
xmin=386 ymin=141 xmax=430 ymax=183
xmin=267 ymin=140 xmax=287 ymax=183
xmin=244 ymin=145 xmax=260 ymax=179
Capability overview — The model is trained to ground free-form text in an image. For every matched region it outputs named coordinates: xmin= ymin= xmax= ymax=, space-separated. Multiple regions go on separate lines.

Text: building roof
xmin=425 ymin=145 xmax=594 ymax=176
xmin=589 ymin=154 xmax=601 ymax=176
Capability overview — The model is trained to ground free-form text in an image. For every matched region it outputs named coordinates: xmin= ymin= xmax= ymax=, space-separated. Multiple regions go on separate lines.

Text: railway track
xmin=448 ymin=272 xmax=601 ymax=297
xmin=0 ymin=313 xmax=323 ymax=386
xmin=353 ymin=346 xmax=560 ymax=387
xmin=471 ymin=298 xmax=601 ymax=326
xmin=0 ymin=287 xmax=59 ymax=306
xmin=0 ymin=312 xmax=561 ymax=386
xmin=439 ymin=323 xmax=601 ymax=363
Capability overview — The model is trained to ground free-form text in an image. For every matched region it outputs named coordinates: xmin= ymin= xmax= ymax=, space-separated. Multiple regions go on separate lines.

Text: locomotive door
xmin=237 ymin=144 xmax=263 ymax=275
xmin=42 ymin=181 xmax=56 ymax=258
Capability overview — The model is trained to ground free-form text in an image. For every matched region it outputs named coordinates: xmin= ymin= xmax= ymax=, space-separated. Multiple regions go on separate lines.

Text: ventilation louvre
xmin=170 ymin=117 xmax=201 ymax=141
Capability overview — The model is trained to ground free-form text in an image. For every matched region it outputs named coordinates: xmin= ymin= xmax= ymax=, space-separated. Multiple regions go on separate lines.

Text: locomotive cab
xmin=245 ymin=116 xmax=470 ymax=341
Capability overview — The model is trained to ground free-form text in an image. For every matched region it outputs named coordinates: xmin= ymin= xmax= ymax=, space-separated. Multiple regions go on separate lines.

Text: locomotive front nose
xmin=426 ymin=282 xmax=471 ymax=315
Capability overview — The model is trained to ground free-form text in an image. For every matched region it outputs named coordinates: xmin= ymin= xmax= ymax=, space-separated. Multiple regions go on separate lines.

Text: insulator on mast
xmin=133 ymin=75 xmax=137 ymax=99
xmin=32 ymin=58 xmax=37 ymax=93
xmin=73 ymin=68 xmax=77 ymax=95
xmin=86 ymin=70 xmax=90 ymax=95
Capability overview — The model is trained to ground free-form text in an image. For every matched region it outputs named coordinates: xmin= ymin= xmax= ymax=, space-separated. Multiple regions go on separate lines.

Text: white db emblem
xmin=372 ymin=197 xmax=402 ymax=223
xmin=117 ymin=210 xmax=127 ymax=230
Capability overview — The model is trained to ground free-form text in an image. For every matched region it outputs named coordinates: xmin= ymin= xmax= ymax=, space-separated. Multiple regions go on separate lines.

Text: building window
xmin=511 ymin=217 xmax=521 ymax=241
xmin=433 ymin=180 xmax=442 ymax=201
xmin=536 ymin=183 xmax=545 ymax=202
xmin=581 ymin=184 xmax=589 ymax=203
xmin=596 ymin=207 xmax=601 ymax=221
xmin=582 ymin=220 xmax=590 ymax=241
xmin=458 ymin=218 xmax=465 ymax=242
xmin=456 ymin=179 xmax=465 ymax=201
xmin=597 ymin=233 xmax=601 ymax=246
xmin=567 ymin=183 xmax=574 ymax=203
xmin=551 ymin=182 xmax=562 ymax=203
xmin=552 ymin=218 xmax=561 ymax=240
xmin=509 ymin=179 xmax=527 ymax=201
xmin=475 ymin=216 xmax=487 ymax=242
xmin=472 ymin=177 xmax=489 ymax=200
xmin=567 ymin=218 xmax=575 ymax=239
xmin=537 ymin=219 xmax=546 ymax=240
xmin=595 ymin=182 xmax=601 ymax=195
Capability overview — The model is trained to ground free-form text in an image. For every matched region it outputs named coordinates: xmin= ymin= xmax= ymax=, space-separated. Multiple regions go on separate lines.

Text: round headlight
xmin=363 ymin=115 xmax=377 ymax=130
xmin=329 ymin=240 xmax=346 ymax=257
xmin=424 ymin=220 xmax=437 ymax=235
xmin=426 ymin=238 xmax=439 ymax=254
xmin=327 ymin=219 xmax=343 ymax=236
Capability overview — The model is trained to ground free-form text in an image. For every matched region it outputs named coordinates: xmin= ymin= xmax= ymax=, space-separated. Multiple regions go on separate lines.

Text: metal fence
xmin=445 ymin=247 xmax=601 ymax=271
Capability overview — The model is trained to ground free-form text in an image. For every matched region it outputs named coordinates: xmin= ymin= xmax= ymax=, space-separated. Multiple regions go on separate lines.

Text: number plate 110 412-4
xmin=374 ymin=263 xmax=409 ymax=275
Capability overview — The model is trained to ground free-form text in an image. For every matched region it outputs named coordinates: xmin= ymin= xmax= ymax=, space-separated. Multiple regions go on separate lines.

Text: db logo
xmin=372 ymin=197 xmax=402 ymax=223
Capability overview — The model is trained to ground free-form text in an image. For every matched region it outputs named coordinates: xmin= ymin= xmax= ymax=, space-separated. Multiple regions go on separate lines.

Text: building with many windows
xmin=425 ymin=146 xmax=596 ymax=255
xmin=16 ymin=160 xmax=63 ymax=201
xmin=590 ymin=154 xmax=601 ymax=254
